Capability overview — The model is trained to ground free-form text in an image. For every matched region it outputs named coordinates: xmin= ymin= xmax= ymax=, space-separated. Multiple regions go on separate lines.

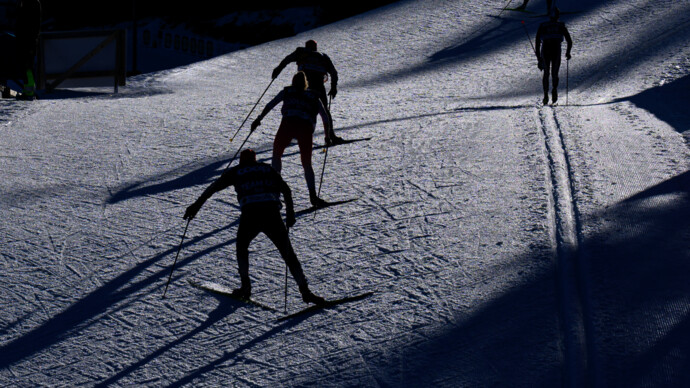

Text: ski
xmin=314 ymin=137 xmax=372 ymax=150
xmin=277 ymin=292 xmax=374 ymax=321
xmin=528 ymin=11 xmax=582 ymax=18
xmin=295 ymin=198 xmax=357 ymax=217
xmin=188 ymin=279 xmax=278 ymax=312
xmin=503 ymin=7 xmax=536 ymax=14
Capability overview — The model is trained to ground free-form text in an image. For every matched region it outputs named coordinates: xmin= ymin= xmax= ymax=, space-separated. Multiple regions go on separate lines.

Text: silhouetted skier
xmin=184 ymin=148 xmax=326 ymax=305
xmin=251 ymin=71 xmax=335 ymax=208
xmin=272 ymin=39 xmax=343 ymax=145
xmin=535 ymin=7 xmax=572 ymax=105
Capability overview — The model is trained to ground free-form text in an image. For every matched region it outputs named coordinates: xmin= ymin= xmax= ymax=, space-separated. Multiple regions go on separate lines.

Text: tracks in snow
xmin=536 ymin=105 xmax=591 ymax=387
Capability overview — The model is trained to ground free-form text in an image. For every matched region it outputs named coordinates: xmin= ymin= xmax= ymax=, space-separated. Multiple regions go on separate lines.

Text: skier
xmin=183 ymin=148 xmax=326 ymax=305
xmin=14 ymin=0 xmax=41 ymax=100
xmin=271 ymin=39 xmax=343 ymax=145
xmin=535 ymin=7 xmax=572 ymax=105
xmin=251 ymin=71 xmax=334 ymax=208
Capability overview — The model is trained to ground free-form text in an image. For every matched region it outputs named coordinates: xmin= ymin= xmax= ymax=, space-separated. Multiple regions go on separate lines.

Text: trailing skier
xmin=183 ymin=148 xmax=326 ymax=306
xmin=535 ymin=7 xmax=572 ymax=105
xmin=271 ymin=39 xmax=343 ymax=144
xmin=251 ymin=71 xmax=336 ymax=208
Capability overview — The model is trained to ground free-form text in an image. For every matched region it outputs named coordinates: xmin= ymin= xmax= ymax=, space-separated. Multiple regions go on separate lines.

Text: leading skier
xmin=271 ymin=39 xmax=343 ymax=145
xmin=535 ymin=7 xmax=572 ymax=105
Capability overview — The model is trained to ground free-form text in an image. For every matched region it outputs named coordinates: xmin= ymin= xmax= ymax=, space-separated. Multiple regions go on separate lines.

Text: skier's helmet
xmin=239 ymin=149 xmax=257 ymax=165
xmin=305 ymin=40 xmax=317 ymax=51
xmin=550 ymin=7 xmax=560 ymax=20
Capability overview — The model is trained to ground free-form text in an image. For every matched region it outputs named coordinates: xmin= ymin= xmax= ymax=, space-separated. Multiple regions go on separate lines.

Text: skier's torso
xmin=538 ymin=21 xmax=566 ymax=45
xmin=295 ymin=48 xmax=330 ymax=77
xmin=280 ymin=86 xmax=321 ymax=125
xmin=228 ymin=163 xmax=283 ymax=209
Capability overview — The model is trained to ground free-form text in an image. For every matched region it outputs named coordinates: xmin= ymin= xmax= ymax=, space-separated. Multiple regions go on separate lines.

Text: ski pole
xmin=565 ymin=59 xmax=569 ymax=106
xmin=162 ymin=219 xmax=191 ymax=298
xmin=223 ymin=127 xmax=254 ymax=172
xmin=313 ymin=96 xmax=332 ymax=221
xmin=229 ymin=78 xmax=275 ymax=143
xmin=284 ymin=264 xmax=288 ymax=313
xmin=499 ymin=0 xmax=514 ymax=17
xmin=316 ymin=95 xmax=333 ymax=197
xmin=521 ymin=21 xmax=536 ymax=55
xmin=284 ymin=227 xmax=289 ymax=314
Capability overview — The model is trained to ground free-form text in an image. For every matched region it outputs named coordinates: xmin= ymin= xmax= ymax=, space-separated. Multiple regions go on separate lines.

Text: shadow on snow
xmin=0 ymin=220 xmax=239 ymax=369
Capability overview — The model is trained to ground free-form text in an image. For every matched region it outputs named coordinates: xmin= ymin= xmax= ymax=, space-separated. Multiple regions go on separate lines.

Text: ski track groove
xmin=536 ymin=104 xmax=591 ymax=387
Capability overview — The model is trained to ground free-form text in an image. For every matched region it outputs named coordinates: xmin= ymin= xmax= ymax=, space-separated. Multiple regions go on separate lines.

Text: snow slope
xmin=1 ymin=0 xmax=689 ymax=386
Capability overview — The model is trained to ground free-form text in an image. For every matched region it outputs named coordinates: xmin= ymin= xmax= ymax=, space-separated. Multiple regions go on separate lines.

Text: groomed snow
xmin=1 ymin=0 xmax=689 ymax=386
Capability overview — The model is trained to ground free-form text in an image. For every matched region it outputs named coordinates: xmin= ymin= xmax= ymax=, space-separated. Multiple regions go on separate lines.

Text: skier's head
xmin=292 ymin=71 xmax=309 ymax=91
xmin=239 ymin=149 xmax=257 ymax=165
xmin=305 ymin=40 xmax=317 ymax=51
xmin=550 ymin=7 xmax=560 ymax=20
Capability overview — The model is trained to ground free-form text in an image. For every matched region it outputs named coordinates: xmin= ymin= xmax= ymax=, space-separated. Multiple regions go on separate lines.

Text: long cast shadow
xmin=294 ymin=171 xmax=690 ymax=386
xmin=94 ymin=297 xmax=241 ymax=388
xmin=612 ymin=74 xmax=690 ymax=137
xmin=168 ymin=314 xmax=310 ymax=387
xmin=0 ymin=220 xmax=239 ymax=369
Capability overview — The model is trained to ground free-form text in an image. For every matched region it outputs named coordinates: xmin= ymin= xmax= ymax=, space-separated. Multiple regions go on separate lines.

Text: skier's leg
xmin=262 ymin=211 xmax=325 ymax=304
xmin=261 ymin=210 xmax=307 ymax=287
xmin=552 ymin=54 xmax=561 ymax=103
xmin=542 ymin=57 xmax=551 ymax=104
xmin=272 ymin=119 xmax=295 ymax=173
xmin=235 ymin=211 xmax=262 ymax=293
xmin=294 ymin=126 xmax=319 ymax=201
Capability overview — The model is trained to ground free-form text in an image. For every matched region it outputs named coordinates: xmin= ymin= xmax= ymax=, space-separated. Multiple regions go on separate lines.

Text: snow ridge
xmin=537 ymin=104 xmax=589 ymax=387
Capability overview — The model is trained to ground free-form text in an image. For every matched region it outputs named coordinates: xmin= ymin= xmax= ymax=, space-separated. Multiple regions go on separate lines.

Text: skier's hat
xmin=305 ymin=40 xmax=317 ymax=51
xmin=240 ymin=149 xmax=256 ymax=164
xmin=550 ymin=7 xmax=560 ymax=19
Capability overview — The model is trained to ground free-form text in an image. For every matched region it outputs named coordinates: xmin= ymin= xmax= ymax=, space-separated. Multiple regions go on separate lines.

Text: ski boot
xmin=310 ymin=195 xmax=328 ymax=209
xmin=326 ymin=135 xmax=346 ymax=147
xmin=231 ymin=285 xmax=251 ymax=299
xmin=300 ymin=285 xmax=326 ymax=305
xmin=542 ymin=94 xmax=549 ymax=105
xmin=552 ymin=89 xmax=558 ymax=104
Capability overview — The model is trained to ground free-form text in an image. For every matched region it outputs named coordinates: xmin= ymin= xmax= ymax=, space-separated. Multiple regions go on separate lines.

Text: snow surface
xmin=2 ymin=0 xmax=690 ymax=386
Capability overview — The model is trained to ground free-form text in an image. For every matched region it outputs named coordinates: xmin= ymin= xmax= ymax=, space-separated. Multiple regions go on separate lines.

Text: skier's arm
xmin=563 ymin=25 xmax=573 ymax=59
xmin=251 ymin=91 xmax=284 ymax=130
xmin=184 ymin=171 xmax=235 ymax=220
xmin=272 ymin=51 xmax=298 ymax=79
xmin=323 ymin=54 xmax=338 ymax=97
xmin=279 ymin=176 xmax=296 ymax=227
xmin=535 ymin=26 xmax=542 ymax=59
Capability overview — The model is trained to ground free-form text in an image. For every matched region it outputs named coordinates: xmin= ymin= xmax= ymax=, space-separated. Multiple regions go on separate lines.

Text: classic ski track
xmin=536 ymin=105 xmax=590 ymax=387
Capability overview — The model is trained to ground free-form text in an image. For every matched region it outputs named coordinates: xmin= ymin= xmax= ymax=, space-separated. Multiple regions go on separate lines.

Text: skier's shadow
xmin=168 ymin=312 xmax=310 ymax=387
xmin=0 ymin=220 xmax=239 ymax=370
xmin=344 ymin=170 xmax=690 ymax=386
xmin=93 ymin=298 xmax=241 ymax=388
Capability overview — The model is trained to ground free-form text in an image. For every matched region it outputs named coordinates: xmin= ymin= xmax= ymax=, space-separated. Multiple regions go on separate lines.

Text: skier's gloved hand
xmin=251 ymin=119 xmax=261 ymax=132
xmin=184 ymin=202 xmax=201 ymax=220
xmin=537 ymin=58 xmax=544 ymax=70
xmin=566 ymin=52 xmax=571 ymax=60
xmin=328 ymin=85 xmax=337 ymax=98
xmin=285 ymin=209 xmax=296 ymax=228
xmin=271 ymin=67 xmax=281 ymax=79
